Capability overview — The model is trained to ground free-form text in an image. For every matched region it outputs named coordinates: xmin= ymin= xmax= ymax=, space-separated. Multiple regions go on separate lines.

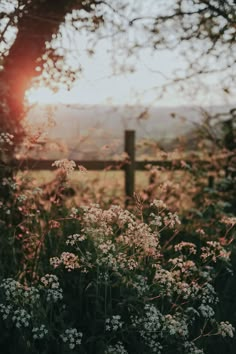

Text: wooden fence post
xmin=124 ymin=130 xmax=135 ymax=206
xmin=208 ymin=175 xmax=214 ymax=189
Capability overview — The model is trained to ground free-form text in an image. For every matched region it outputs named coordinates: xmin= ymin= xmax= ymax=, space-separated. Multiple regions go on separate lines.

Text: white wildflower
xmin=60 ymin=328 xmax=83 ymax=349
xmin=105 ymin=342 xmax=128 ymax=354
xmin=218 ymin=321 xmax=234 ymax=338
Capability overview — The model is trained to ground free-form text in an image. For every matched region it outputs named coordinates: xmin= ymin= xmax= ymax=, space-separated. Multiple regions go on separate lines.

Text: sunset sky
xmin=21 ymin=0 xmax=235 ymax=108
xmin=26 ymin=39 xmax=234 ymax=107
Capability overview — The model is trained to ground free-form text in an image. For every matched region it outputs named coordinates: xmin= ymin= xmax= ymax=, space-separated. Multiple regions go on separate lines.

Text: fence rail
xmin=14 ymin=130 xmax=222 ymax=204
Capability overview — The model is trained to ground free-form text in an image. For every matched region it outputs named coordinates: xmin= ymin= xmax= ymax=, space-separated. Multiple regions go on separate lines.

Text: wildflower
xmin=50 ymin=252 xmax=80 ymax=271
xmin=196 ymin=228 xmax=205 ymax=236
xmin=163 ymin=314 xmax=188 ymax=337
xmin=150 ymin=213 xmax=163 ymax=227
xmin=70 ymin=207 xmax=79 ymax=217
xmin=50 ymin=256 xmax=61 ymax=269
xmin=52 ymin=159 xmax=76 ymax=176
xmin=0 ymin=132 xmax=14 ymax=146
xmin=0 ymin=278 xmax=40 ymax=306
xmin=66 ymin=233 xmax=86 ymax=247
xmin=163 ymin=212 xmax=181 ymax=229
xmin=174 ymin=242 xmax=197 ymax=255
xmin=60 ymin=328 xmax=83 ymax=349
xmin=183 ymin=342 xmax=204 ymax=354
xmin=201 ymin=241 xmax=230 ymax=263
xmin=132 ymin=304 xmax=163 ymax=353
xmin=221 ymin=216 xmax=236 ymax=226
xmin=105 ymin=342 xmax=128 ymax=354
xmin=198 ymin=304 xmax=215 ymax=319
xmin=132 ymin=275 xmax=149 ymax=296
xmin=40 ymin=274 xmax=63 ymax=302
xmin=151 ymin=199 xmax=167 ymax=209
xmin=60 ymin=252 xmax=80 ymax=271
xmin=0 ymin=304 xmax=12 ymax=320
xmin=218 ymin=321 xmax=235 ymax=338
xmin=105 ymin=315 xmax=123 ymax=331
xmin=12 ymin=309 xmax=31 ymax=328
xmin=17 ymin=194 xmax=27 ymax=202
xmin=32 ymin=325 xmax=48 ymax=340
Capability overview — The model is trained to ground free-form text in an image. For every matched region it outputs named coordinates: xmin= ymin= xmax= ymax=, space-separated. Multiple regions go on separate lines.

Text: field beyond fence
xmin=15 ymin=130 xmax=224 ymax=203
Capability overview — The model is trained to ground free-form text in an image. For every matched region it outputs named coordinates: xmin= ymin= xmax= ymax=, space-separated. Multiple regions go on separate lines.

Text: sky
xmin=26 ymin=48 xmax=186 ymax=106
xmin=26 ymin=36 xmax=234 ymax=108
xmin=26 ymin=44 xmax=234 ymax=107
xmin=13 ymin=0 xmax=234 ymax=108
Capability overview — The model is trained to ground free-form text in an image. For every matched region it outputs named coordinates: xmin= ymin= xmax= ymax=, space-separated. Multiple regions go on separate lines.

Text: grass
xmin=17 ymin=168 xmax=198 ymax=211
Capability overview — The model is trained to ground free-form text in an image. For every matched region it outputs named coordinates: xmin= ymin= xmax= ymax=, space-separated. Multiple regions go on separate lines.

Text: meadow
xmin=22 ymin=169 xmax=195 ymax=210
xmin=1 ymin=0 xmax=236 ymax=353
xmin=0 ymin=124 xmax=235 ymax=354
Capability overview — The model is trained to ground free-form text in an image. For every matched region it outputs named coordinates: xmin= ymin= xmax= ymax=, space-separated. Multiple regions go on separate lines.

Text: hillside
xmin=25 ymin=104 xmax=232 ymax=159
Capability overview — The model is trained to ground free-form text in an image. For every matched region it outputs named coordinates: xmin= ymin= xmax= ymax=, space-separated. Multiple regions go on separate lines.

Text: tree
xmin=0 ymin=0 xmax=235 ymax=155
xmin=0 ymin=0 xmax=101 ymax=152
xmin=0 ymin=0 xmax=102 ymax=201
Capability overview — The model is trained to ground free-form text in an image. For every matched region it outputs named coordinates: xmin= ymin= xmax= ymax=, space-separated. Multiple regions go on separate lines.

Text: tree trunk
xmin=1 ymin=1 xmax=80 ymax=132
xmin=0 ymin=0 xmax=95 ymax=196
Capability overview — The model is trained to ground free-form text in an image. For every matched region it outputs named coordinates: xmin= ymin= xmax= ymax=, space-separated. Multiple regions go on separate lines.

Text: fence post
xmin=208 ymin=175 xmax=214 ymax=189
xmin=124 ymin=130 xmax=135 ymax=207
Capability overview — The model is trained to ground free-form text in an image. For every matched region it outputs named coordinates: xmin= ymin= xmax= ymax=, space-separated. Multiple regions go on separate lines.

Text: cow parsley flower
xmin=218 ymin=321 xmax=235 ymax=338
xmin=105 ymin=315 xmax=123 ymax=331
xmin=60 ymin=328 xmax=83 ymax=350
xmin=32 ymin=324 xmax=48 ymax=339
xmin=105 ymin=342 xmax=128 ymax=354
xmin=12 ymin=309 xmax=31 ymax=328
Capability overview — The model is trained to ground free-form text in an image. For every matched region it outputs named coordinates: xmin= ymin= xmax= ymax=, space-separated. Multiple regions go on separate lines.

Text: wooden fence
xmin=15 ymin=130 xmax=218 ymax=204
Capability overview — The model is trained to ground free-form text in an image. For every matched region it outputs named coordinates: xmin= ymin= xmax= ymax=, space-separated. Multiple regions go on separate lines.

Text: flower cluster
xmin=47 ymin=201 xmax=234 ymax=353
xmin=32 ymin=324 xmax=48 ymax=340
xmin=149 ymin=199 xmax=181 ymax=230
xmin=17 ymin=194 xmax=28 ymax=202
xmin=0 ymin=132 xmax=14 ymax=146
xmin=174 ymin=242 xmax=197 ymax=255
xmin=163 ymin=313 xmax=188 ymax=337
xmin=60 ymin=328 xmax=83 ymax=350
xmin=1 ymin=177 xmax=17 ymax=190
xmin=221 ymin=216 xmax=236 ymax=226
xmin=66 ymin=233 xmax=86 ymax=247
xmin=132 ymin=275 xmax=149 ymax=296
xmin=198 ymin=304 xmax=215 ymax=319
xmin=0 ymin=199 xmax=232 ymax=353
xmin=218 ymin=321 xmax=235 ymax=338
xmin=69 ymin=207 xmax=79 ymax=217
xmin=58 ymin=203 xmax=161 ymax=274
xmin=105 ymin=342 xmax=128 ymax=354
xmin=163 ymin=211 xmax=181 ymax=229
xmin=12 ymin=309 xmax=31 ymax=328
xmin=150 ymin=199 xmax=167 ymax=210
xmin=52 ymin=159 xmax=76 ymax=177
xmin=183 ymin=342 xmax=204 ymax=354
xmin=201 ymin=241 xmax=231 ymax=263
xmin=132 ymin=304 xmax=163 ymax=354
xmin=0 ymin=304 xmax=13 ymax=320
xmin=40 ymin=274 xmax=63 ymax=302
xmin=105 ymin=315 xmax=124 ymax=331
xmin=0 ymin=278 xmax=40 ymax=307
xmin=50 ymin=252 xmax=80 ymax=271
